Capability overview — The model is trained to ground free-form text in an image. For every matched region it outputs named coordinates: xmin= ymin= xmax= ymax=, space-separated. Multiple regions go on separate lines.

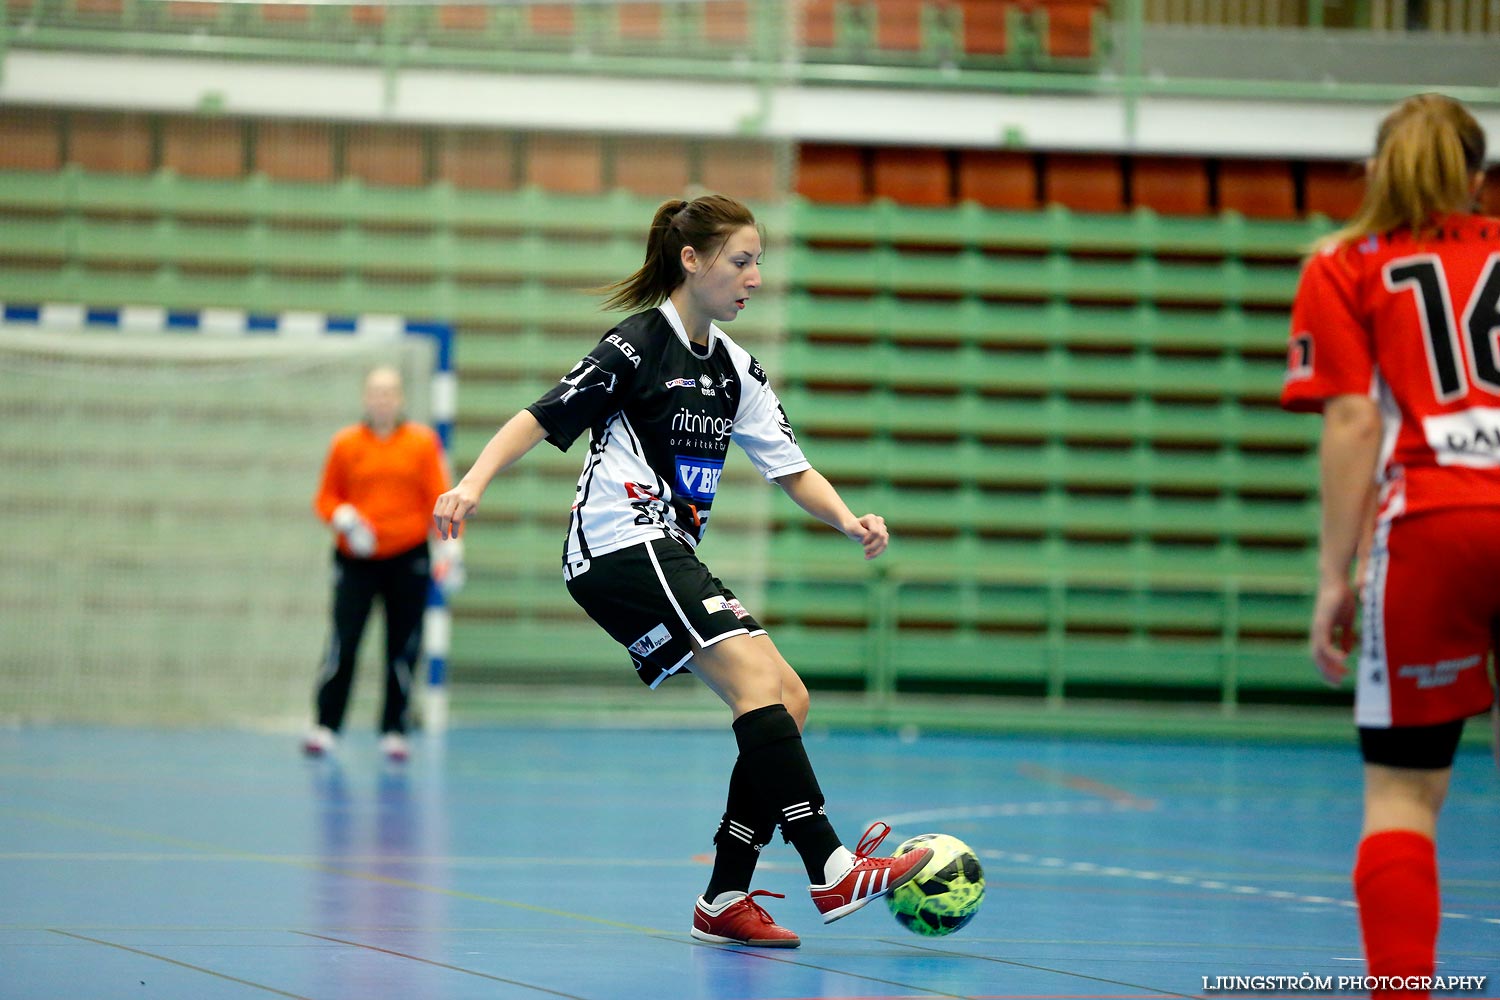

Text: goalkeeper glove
xmin=331 ymin=503 xmax=377 ymax=558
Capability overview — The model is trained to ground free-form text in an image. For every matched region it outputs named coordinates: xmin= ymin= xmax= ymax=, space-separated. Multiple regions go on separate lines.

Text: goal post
xmin=0 ymin=301 xmax=456 ymax=731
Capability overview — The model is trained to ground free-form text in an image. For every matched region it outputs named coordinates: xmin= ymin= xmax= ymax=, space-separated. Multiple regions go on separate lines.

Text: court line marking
xmin=980 ymin=849 xmax=1500 ymax=926
xmin=890 ymin=939 xmax=1198 ymax=999
xmin=648 ymin=933 xmax=974 ymax=999
xmin=296 ymin=932 xmax=589 ymax=998
xmin=1013 ymin=765 xmax=1159 ymax=810
xmin=6 ymin=804 xmax=670 ymax=935
xmin=879 ymin=800 xmax=1154 ymax=827
xmin=870 ymin=804 xmax=1500 ymax=929
xmin=47 ymin=929 xmax=316 ymax=999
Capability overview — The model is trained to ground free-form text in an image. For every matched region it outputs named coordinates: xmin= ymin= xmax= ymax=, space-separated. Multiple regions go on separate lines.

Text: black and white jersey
xmin=527 ymin=299 xmax=809 ymax=575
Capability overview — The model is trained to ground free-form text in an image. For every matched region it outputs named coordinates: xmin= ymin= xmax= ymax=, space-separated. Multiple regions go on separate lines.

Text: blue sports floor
xmin=2 ymin=722 xmax=1496 ymax=1000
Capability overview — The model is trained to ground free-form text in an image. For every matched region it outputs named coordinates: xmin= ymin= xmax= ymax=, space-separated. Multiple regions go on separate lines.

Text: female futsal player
xmin=433 ymin=194 xmax=931 ymax=948
xmin=1281 ymin=93 xmax=1497 ymax=998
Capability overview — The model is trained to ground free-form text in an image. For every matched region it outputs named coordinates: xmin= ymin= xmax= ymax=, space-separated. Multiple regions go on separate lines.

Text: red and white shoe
xmin=691 ymin=890 xmax=801 ymax=948
xmin=379 ymin=733 xmax=409 ymax=762
xmin=302 ymin=726 xmax=335 ymax=757
xmin=809 ymin=822 xmax=932 ymax=924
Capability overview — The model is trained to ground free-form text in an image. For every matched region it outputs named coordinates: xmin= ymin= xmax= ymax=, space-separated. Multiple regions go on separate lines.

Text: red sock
xmin=1354 ymin=830 xmax=1438 ymax=1000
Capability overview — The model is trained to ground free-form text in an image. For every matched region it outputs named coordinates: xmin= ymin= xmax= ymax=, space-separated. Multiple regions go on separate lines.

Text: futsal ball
xmin=886 ymin=833 xmax=985 ymax=936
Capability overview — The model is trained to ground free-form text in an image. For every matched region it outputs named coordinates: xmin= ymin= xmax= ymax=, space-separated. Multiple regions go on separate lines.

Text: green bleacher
xmin=0 ymin=163 xmax=1331 ymax=708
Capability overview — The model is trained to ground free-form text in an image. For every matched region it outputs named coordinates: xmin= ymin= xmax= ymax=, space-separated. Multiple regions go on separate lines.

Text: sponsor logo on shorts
xmin=1397 ymin=653 xmax=1484 ymax=689
xmin=703 ymin=595 xmax=751 ymax=619
xmin=628 ymin=623 xmax=672 ymax=658
xmin=675 ymin=456 xmax=724 ymax=501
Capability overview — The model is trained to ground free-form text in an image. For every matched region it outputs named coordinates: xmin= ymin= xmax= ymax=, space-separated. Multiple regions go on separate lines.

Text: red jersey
xmin=1281 ymin=213 xmax=1500 ymax=521
xmin=314 ymin=422 xmax=449 ymax=559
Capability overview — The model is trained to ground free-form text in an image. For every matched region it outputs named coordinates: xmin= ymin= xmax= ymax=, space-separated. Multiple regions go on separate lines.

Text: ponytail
xmin=1318 ymin=93 xmax=1486 ymax=251
xmin=600 ymin=194 xmax=758 ymax=313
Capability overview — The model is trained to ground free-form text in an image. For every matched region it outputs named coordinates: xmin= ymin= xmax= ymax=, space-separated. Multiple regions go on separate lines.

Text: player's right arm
xmin=433 ymin=409 xmax=548 ymax=540
xmin=1311 ymin=394 xmax=1382 ymax=686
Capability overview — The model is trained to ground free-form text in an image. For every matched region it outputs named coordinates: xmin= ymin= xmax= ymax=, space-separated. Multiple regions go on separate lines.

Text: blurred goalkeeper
xmin=306 ymin=364 xmax=462 ymax=761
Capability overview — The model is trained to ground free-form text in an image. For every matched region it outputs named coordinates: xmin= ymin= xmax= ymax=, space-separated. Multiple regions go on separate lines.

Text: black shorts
xmin=565 ymin=536 xmax=766 ymax=688
xmin=1358 ymin=719 xmax=1467 ymax=770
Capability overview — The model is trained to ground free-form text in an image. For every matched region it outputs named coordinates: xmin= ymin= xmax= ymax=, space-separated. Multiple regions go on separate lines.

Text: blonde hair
xmin=600 ymin=194 xmax=758 ymax=313
xmin=1318 ymin=93 xmax=1486 ymax=251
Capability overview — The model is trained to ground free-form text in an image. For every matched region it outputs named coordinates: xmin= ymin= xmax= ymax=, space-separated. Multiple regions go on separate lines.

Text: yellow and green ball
xmin=886 ymin=833 xmax=986 ymax=936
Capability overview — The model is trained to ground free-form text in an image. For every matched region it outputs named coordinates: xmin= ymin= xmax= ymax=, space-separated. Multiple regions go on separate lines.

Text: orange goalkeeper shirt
xmin=314 ymin=421 xmax=449 ymax=559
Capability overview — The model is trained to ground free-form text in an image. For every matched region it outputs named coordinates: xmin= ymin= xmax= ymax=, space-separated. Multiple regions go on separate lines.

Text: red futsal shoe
xmin=809 ymin=822 xmax=933 ymax=924
xmin=691 ymin=890 xmax=801 ymax=948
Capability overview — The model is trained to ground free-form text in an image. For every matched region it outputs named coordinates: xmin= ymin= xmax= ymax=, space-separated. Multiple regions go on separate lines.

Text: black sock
xmin=704 ymin=755 xmax=777 ymax=902
xmin=731 ymin=704 xmax=842 ymax=884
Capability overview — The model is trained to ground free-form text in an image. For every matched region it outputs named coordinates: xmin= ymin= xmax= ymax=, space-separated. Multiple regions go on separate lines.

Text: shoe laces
xmin=740 ymin=890 xmax=785 ymax=925
xmin=854 ymin=821 xmax=892 ymax=861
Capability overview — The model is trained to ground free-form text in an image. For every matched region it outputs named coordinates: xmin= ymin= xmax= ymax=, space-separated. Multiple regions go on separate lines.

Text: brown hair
xmin=600 ymin=194 xmax=758 ymax=312
xmin=1318 ymin=93 xmax=1486 ymax=251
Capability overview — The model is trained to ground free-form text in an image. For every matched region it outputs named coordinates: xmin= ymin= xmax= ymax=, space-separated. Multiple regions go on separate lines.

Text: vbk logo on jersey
xmin=675 ymin=456 xmax=724 ymax=501
xmin=664 ymin=378 xmax=696 ymax=390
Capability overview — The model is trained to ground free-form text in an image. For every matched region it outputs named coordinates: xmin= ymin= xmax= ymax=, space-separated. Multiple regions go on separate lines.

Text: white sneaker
xmin=302 ymin=726 xmax=336 ymax=757
xmin=379 ymin=733 xmax=409 ymax=762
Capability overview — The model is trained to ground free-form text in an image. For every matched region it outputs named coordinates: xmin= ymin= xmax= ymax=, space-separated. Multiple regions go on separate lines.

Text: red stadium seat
xmin=1044 ymin=153 xmax=1125 ymax=213
xmin=72 ymin=0 xmax=125 ymax=15
xmin=612 ymin=137 xmax=691 ymax=196
xmin=0 ymin=109 xmax=62 ymax=170
xmin=346 ymin=126 xmax=426 ymax=188
xmin=259 ymin=3 xmax=310 ymax=23
xmin=1132 ymin=156 xmax=1211 ymax=216
xmin=348 ymin=4 xmax=385 ymax=26
xmin=165 ymin=0 xmax=219 ymax=20
xmin=68 ymin=111 xmax=153 ymax=174
xmin=1036 ymin=0 xmax=1101 ymax=58
xmin=435 ymin=5 xmax=487 ymax=31
xmin=802 ymin=0 xmax=839 ymax=48
xmin=957 ymin=150 xmax=1038 ymax=209
xmin=700 ymin=140 xmax=781 ymax=202
xmin=873 ymin=148 xmax=954 ymax=206
xmin=161 ymin=118 xmax=245 ymax=180
xmin=797 ymin=145 xmax=869 ymax=204
xmin=1483 ymin=168 xmax=1500 ymax=217
xmin=875 ymin=0 xmax=927 ymax=51
xmin=702 ymin=0 xmax=750 ymax=44
xmin=957 ymin=0 xmax=1020 ymax=56
xmin=1303 ymin=160 xmax=1365 ymax=220
xmin=254 ymin=121 xmax=336 ymax=183
xmin=615 ymin=3 xmax=663 ymax=41
xmin=1218 ymin=159 xmax=1297 ymax=219
xmin=525 ymin=133 xmax=606 ymax=195
xmin=528 ymin=3 xmax=573 ymax=36
xmin=436 ymin=130 xmax=519 ymax=191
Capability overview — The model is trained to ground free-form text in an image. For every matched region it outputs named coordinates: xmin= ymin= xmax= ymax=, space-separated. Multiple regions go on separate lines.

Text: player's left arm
xmin=774 ymin=468 xmax=888 ymax=561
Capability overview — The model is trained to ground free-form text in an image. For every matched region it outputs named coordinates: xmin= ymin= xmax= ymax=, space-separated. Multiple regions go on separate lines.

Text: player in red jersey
xmin=1282 ymin=93 xmax=1497 ymax=1000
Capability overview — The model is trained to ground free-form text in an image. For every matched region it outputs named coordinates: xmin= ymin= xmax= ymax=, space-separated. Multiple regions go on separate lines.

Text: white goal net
xmin=0 ymin=319 xmax=435 ymax=727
